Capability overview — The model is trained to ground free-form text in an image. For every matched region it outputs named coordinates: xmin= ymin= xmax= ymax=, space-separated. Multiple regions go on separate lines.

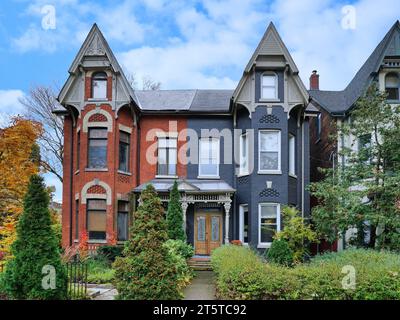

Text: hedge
xmin=211 ymin=246 xmax=400 ymax=300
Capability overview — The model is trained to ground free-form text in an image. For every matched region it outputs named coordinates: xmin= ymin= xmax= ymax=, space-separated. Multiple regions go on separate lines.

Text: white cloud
xmin=0 ymin=90 xmax=26 ymax=126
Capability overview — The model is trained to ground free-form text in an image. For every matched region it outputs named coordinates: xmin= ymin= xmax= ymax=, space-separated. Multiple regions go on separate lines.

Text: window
xmin=75 ymin=199 xmax=79 ymax=240
xmin=77 ymin=131 xmax=81 ymax=170
xmin=88 ymin=128 xmax=108 ymax=168
xmin=239 ymin=133 xmax=249 ymax=175
xmin=385 ymin=73 xmax=399 ymax=100
xmin=119 ymin=131 xmax=130 ymax=172
xmin=239 ymin=204 xmax=249 ymax=245
xmin=261 ymin=72 xmax=277 ymax=100
xmin=259 ymin=203 xmax=280 ymax=246
xmin=289 ymin=134 xmax=296 ymax=176
xmin=259 ymin=130 xmax=281 ymax=173
xmin=316 ymin=113 xmax=322 ymax=141
xmin=358 ymin=134 xmax=371 ymax=163
xmin=117 ymin=201 xmax=129 ymax=241
xmin=157 ymin=137 xmax=177 ymax=176
xmin=87 ymin=199 xmax=107 ymax=241
xmin=92 ymin=72 xmax=108 ymax=99
xmin=199 ymin=138 xmax=220 ymax=177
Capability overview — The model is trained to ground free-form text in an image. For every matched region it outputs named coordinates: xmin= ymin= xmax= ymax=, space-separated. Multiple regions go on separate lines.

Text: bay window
xmin=239 ymin=133 xmax=249 ymax=175
xmin=259 ymin=203 xmax=280 ymax=247
xmin=119 ymin=131 xmax=130 ymax=172
xmin=289 ymin=134 xmax=296 ymax=176
xmin=88 ymin=128 xmax=108 ymax=168
xmin=87 ymin=199 xmax=107 ymax=241
xmin=117 ymin=201 xmax=129 ymax=241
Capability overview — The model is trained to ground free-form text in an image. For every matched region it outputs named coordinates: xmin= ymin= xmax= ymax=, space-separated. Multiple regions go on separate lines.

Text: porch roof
xmin=133 ymin=178 xmax=235 ymax=194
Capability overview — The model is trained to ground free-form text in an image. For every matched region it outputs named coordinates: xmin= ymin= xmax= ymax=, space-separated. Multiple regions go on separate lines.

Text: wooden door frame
xmin=194 ymin=210 xmax=223 ymax=255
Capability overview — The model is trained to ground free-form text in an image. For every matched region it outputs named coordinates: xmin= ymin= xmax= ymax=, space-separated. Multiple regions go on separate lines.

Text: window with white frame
xmin=289 ymin=134 xmax=296 ymax=176
xmin=92 ymin=72 xmax=108 ymax=99
xmin=157 ymin=137 xmax=177 ymax=176
xmin=259 ymin=203 xmax=280 ymax=246
xmin=239 ymin=133 xmax=249 ymax=175
xmin=239 ymin=204 xmax=249 ymax=245
xmin=385 ymin=72 xmax=399 ymax=100
xmin=199 ymin=138 xmax=219 ymax=177
xmin=261 ymin=72 xmax=278 ymax=100
xmin=259 ymin=130 xmax=281 ymax=173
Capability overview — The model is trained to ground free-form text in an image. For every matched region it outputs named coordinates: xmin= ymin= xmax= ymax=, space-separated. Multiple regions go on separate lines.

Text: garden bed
xmin=211 ymin=245 xmax=400 ymax=300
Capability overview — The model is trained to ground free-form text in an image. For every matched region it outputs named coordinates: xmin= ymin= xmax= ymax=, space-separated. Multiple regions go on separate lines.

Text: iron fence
xmin=66 ymin=257 xmax=88 ymax=299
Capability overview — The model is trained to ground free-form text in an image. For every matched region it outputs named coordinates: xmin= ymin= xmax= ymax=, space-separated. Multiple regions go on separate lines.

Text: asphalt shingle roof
xmin=134 ymin=89 xmax=233 ymax=113
xmin=309 ymin=20 xmax=400 ymax=115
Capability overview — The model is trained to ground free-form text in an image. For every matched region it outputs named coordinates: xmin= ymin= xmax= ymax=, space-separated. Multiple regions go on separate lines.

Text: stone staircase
xmin=188 ymin=256 xmax=212 ymax=271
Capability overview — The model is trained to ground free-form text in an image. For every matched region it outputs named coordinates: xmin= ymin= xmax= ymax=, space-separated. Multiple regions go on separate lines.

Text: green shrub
xmin=212 ymin=245 xmax=400 ymax=300
xmin=266 ymin=239 xmax=294 ymax=267
xmin=163 ymin=240 xmax=194 ymax=291
xmin=164 ymin=239 xmax=194 ymax=260
xmin=113 ymin=185 xmax=181 ymax=300
xmin=86 ymin=256 xmax=115 ymax=284
xmin=97 ymin=245 xmax=124 ymax=263
xmin=166 ymin=181 xmax=186 ymax=241
xmin=3 ymin=175 xmax=67 ymax=299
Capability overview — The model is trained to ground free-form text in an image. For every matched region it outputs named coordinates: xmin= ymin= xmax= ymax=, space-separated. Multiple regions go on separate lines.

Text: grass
xmin=86 ymin=256 xmax=115 ymax=284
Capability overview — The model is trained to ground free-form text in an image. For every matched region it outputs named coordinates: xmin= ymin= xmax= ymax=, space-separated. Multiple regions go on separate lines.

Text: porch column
xmin=224 ymin=201 xmax=231 ymax=244
xmin=181 ymin=201 xmax=188 ymax=237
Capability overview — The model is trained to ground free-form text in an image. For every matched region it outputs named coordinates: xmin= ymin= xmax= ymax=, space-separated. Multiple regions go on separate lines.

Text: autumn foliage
xmin=0 ymin=117 xmax=42 ymax=263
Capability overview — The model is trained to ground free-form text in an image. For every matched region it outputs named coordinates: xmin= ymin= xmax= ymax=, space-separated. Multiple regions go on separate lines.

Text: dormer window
xmin=385 ymin=72 xmax=399 ymax=100
xmin=261 ymin=72 xmax=278 ymax=100
xmin=92 ymin=72 xmax=108 ymax=99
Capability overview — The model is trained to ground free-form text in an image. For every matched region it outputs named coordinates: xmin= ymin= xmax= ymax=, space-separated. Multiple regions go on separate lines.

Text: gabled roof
xmin=58 ymin=23 xmax=139 ymax=106
xmin=309 ymin=20 xmax=400 ymax=115
xmin=135 ymin=89 xmax=233 ymax=113
xmin=233 ymin=22 xmax=308 ymax=102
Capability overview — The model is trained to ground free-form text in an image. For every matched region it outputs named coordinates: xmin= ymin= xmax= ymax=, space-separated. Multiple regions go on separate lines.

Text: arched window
xmin=385 ymin=72 xmax=399 ymax=100
xmin=92 ymin=72 xmax=108 ymax=99
xmin=261 ymin=72 xmax=278 ymax=100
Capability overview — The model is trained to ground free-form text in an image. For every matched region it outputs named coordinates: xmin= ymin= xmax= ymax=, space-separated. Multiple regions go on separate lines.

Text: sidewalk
xmin=183 ymin=271 xmax=216 ymax=300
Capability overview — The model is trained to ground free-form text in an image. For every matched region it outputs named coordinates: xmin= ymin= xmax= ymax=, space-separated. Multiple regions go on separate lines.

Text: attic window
xmin=92 ymin=72 xmax=108 ymax=99
xmin=261 ymin=72 xmax=278 ymax=100
xmin=385 ymin=72 xmax=399 ymax=100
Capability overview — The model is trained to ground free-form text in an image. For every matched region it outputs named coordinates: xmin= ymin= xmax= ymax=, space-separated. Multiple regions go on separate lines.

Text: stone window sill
xmin=257 ymin=170 xmax=282 ymax=175
xmin=118 ymin=170 xmax=132 ymax=176
xmin=85 ymin=168 xmax=108 ymax=172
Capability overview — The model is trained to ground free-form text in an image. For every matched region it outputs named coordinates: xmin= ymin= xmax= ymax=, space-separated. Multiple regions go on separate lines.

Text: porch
xmin=133 ymin=178 xmax=235 ymax=255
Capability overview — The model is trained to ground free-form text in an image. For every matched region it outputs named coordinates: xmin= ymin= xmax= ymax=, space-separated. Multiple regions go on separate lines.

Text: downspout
xmin=232 ymin=102 xmax=237 ymax=241
xmin=301 ymin=115 xmax=305 ymax=217
xmin=136 ymin=111 xmax=141 ymax=187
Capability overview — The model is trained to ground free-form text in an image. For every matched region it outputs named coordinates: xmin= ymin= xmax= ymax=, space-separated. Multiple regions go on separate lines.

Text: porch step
xmin=188 ymin=258 xmax=212 ymax=271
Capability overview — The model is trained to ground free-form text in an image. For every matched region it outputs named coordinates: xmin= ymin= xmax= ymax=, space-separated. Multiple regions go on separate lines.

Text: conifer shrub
xmin=3 ymin=175 xmax=67 ymax=299
xmin=113 ymin=184 xmax=181 ymax=299
xmin=265 ymin=239 xmax=294 ymax=267
xmin=166 ymin=181 xmax=186 ymax=241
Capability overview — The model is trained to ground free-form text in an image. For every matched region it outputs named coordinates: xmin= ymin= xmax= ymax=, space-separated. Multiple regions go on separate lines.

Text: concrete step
xmin=188 ymin=258 xmax=212 ymax=271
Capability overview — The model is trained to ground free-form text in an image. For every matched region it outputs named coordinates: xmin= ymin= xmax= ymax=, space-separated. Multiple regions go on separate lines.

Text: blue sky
xmin=0 ymin=0 xmax=400 ymax=201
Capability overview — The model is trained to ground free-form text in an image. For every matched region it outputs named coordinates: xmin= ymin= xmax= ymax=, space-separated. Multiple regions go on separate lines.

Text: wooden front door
xmin=194 ymin=211 xmax=223 ymax=255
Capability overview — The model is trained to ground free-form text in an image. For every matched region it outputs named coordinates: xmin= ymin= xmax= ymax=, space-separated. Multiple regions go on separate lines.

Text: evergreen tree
xmin=113 ymin=184 xmax=180 ymax=299
xmin=3 ymin=175 xmax=67 ymax=299
xmin=166 ymin=181 xmax=186 ymax=241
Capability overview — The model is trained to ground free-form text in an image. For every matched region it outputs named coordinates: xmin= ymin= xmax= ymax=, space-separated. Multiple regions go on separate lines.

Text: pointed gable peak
xmin=244 ymin=21 xmax=299 ymax=74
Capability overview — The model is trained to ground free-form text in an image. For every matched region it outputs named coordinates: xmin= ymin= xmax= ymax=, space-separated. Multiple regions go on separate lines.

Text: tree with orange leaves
xmin=0 ymin=117 xmax=42 ymax=263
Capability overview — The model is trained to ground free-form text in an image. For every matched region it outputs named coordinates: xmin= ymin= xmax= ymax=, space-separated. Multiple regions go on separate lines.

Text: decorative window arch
xmin=385 ymin=72 xmax=399 ymax=100
xmin=261 ymin=72 xmax=278 ymax=100
xmin=92 ymin=72 xmax=108 ymax=99
xmin=82 ymin=108 xmax=113 ymax=132
xmin=81 ymin=179 xmax=112 ymax=205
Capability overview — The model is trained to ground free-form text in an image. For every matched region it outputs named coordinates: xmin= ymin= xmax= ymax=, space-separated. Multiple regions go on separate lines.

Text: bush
xmin=212 ymin=245 xmax=400 ymax=300
xmin=97 ymin=245 xmax=124 ymax=263
xmin=163 ymin=240 xmax=194 ymax=290
xmin=166 ymin=181 xmax=186 ymax=241
xmin=3 ymin=175 xmax=67 ymax=299
xmin=113 ymin=185 xmax=181 ymax=300
xmin=86 ymin=256 xmax=115 ymax=284
xmin=266 ymin=239 xmax=294 ymax=267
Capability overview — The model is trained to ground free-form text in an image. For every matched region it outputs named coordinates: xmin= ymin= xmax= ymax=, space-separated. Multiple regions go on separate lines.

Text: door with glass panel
xmin=194 ymin=211 xmax=222 ymax=255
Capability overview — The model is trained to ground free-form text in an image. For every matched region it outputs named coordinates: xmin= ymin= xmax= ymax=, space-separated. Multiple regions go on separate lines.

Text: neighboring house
xmin=55 ymin=22 xmax=317 ymax=254
xmin=309 ymin=20 xmax=400 ymax=250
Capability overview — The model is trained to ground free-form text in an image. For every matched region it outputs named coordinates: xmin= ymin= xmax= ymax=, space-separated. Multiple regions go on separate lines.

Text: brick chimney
xmin=310 ymin=70 xmax=319 ymax=90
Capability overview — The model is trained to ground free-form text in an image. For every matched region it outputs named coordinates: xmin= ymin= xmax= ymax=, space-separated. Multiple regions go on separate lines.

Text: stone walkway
xmin=183 ymin=271 xmax=216 ymax=300
xmin=87 ymin=284 xmax=118 ymax=300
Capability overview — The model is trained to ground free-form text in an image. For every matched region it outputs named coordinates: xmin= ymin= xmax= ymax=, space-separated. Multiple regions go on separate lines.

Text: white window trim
xmin=198 ymin=137 xmax=220 ymax=178
xmin=260 ymin=72 xmax=278 ymax=101
xmin=289 ymin=134 xmax=296 ymax=177
xmin=258 ymin=203 xmax=281 ymax=248
xmin=239 ymin=204 xmax=249 ymax=245
xmin=258 ymin=130 xmax=281 ymax=174
xmin=157 ymin=136 xmax=178 ymax=177
xmin=239 ymin=133 xmax=250 ymax=176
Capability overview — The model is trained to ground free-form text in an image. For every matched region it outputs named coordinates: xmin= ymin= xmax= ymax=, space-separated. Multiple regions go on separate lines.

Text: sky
xmin=0 ymin=0 xmax=400 ymax=202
